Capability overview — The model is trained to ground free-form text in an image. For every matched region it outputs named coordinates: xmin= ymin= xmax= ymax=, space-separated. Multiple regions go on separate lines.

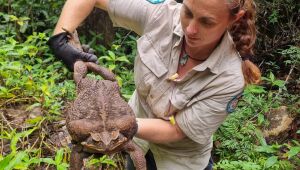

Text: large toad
xmin=66 ymin=60 xmax=146 ymax=170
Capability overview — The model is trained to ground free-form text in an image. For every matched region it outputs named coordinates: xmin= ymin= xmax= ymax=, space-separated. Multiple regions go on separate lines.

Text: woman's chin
xmin=185 ymin=38 xmax=202 ymax=48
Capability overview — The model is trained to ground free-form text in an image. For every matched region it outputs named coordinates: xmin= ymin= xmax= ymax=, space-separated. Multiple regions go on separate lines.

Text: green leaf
xmin=261 ymin=76 xmax=270 ymax=82
xmin=99 ymin=56 xmax=112 ymax=61
xmin=257 ymin=113 xmax=265 ymax=125
xmin=19 ymin=17 xmax=30 ymax=21
xmin=87 ymin=158 xmax=101 ymax=166
xmin=55 ymin=149 xmax=64 ymax=164
xmin=9 ymin=15 xmax=18 ymax=21
xmin=25 ymin=116 xmax=43 ymax=125
xmin=0 ymin=86 xmax=16 ymax=98
xmin=255 ymin=145 xmax=277 ymax=154
xmin=57 ymin=163 xmax=69 ymax=170
xmin=116 ymin=56 xmax=130 ymax=63
xmin=269 ymin=72 xmax=275 ymax=82
xmin=24 ymin=64 xmax=32 ymax=71
xmin=25 ymin=103 xmax=41 ymax=111
xmin=4 ymin=151 xmax=27 ymax=170
xmin=10 ymin=128 xmax=37 ymax=153
xmin=286 ymin=146 xmax=300 ymax=159
xmin=116 ymin=76 xmax=123 ymax=87
xmin=0 ymin=153 xmax=15 ymax=169
xmin=99 ymin=155 xmax=117 ymax=167
xmin=244 ymin=85 xmax=266 ymax=94
xmin=108 ymin=64 xmax=116 ymax=71
xmin=40 ymin=84 xmax=51 ymax=96
xmin=5 ymin=61 xmax=22 ymax=71
xmin=40 ymin=158 xmax=55 ymax=165
xmin=108 ymin=51 xmax=116 ymax=60
xmin=28 ymin=157 xmax=41 ymax=165
xmin=255 ymin=129 xmax=267 ymax=146
xmin=273 ymin=80 xmax=285 ymax=88
xmin=264 ymin=156 xmax=278 ymax=168
xmin=112 ymin=44 xmax=120 ymax=50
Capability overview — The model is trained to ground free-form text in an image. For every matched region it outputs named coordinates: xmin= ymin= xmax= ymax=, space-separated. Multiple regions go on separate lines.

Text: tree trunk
xmin=78 ymin=8 xmax=114 ymax=47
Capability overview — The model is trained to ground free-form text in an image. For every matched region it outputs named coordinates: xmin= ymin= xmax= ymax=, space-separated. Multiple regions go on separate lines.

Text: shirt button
xmin=149 ymin=94 xmax=154 ymax=99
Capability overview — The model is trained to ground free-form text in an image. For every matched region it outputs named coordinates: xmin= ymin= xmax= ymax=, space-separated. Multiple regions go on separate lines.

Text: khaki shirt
xmin=108 ymin=0 xmax=245 ymax=169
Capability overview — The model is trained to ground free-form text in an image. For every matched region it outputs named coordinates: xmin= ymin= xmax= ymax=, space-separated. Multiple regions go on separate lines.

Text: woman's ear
xmin=233 ymin=9 xmax=245 ymax=23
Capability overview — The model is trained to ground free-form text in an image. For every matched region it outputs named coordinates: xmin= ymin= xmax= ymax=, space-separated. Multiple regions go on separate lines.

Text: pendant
xmin=180 ymin=53 xmax=189 ymax=66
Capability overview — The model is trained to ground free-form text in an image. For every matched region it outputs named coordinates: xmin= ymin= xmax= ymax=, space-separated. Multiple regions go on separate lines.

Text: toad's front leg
xmin=69 ymin=144 xmax=90 ymax=170
xmin=123 ymin=140 xmax=146 ymax=170
xmin=67 ymin=119 xmax=102 ymax=142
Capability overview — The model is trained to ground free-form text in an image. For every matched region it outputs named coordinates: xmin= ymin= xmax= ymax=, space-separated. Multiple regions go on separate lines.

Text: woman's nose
xmin=186 ymin=21 xmax=198 ymax=36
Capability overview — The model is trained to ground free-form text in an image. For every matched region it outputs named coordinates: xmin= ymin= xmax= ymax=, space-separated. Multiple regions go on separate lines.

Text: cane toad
xmin=66 ymin=61 xmax=146 ymax=170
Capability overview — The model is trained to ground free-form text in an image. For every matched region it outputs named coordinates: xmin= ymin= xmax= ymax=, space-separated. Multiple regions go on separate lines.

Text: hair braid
xmin=228 ymin=0 xmax=261 ymax=85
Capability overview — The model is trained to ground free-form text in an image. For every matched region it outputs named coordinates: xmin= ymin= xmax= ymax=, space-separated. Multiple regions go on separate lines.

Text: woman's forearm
xmin=53 ymin=0 xmax=108 ymax=35
xmin=136 ymin=118 xmax=186 ymax=144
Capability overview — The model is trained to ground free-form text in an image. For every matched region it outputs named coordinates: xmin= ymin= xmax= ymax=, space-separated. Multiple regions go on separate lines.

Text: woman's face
xmin=180 ymin=0 xmax=233 ymax=48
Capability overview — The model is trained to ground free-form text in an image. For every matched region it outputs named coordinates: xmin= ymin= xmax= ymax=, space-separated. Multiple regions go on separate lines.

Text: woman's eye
xmin=184 ymin=10 xmax=193 ymax=18
xmin=204 ymin=21 xmax=214 ymax=26
xmin=200 ymin=19 xmax=215 ymax=27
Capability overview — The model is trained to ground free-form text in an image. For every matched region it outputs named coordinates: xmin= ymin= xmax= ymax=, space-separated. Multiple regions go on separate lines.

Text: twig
xmin=0 ymin=97 xmax=34 ymax=108
xmin=43 ymin=141 xmax=56 ymax=153
xmin=284 ymin=64 xmax=295 ymax=83
xmin=0 ymin=111 xmax=14 ymax=131
xmin=274 ymin=63 xmax=295 ymax=100
xmin=259 ymin=59 xmax=265 ymax=67
xmin=0 ymin=111 xmax=24 ymax=146
xmin=120 ymin=31 xmax=133 ymax=47
xmin=29 ymin=135 xmax=40 ymax=151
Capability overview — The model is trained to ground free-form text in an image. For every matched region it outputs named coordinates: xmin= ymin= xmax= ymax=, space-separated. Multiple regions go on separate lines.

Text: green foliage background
xmin=0 ymin=0 xmax=299 ymax=169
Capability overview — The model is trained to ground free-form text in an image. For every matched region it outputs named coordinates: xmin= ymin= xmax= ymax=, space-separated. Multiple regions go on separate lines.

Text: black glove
xmin=82 ymin=44 xmax=96 ymax=55
xmin=47 ymin=32 xmax=98 ymax=71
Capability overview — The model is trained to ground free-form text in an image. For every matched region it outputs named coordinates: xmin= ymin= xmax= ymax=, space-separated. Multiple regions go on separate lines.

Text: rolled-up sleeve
xmin=107 ymin=0 xmax=163 ymax=35
xmin=175 ymin=83 xmax=243 ymax=145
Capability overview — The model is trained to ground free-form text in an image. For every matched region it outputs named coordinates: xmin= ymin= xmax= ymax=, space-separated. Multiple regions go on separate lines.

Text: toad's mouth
xmin=81 ymin=134 xmax=128 ymax=153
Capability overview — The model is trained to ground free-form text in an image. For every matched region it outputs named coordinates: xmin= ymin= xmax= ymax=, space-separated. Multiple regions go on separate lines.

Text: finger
xmin=87 ymin=54 xmax=98 ymax=63
xmin=82 ymin=52 xmax=98 ymax=63
xmin=88 ymin=48 xmax=95 ymax=55
xmin=82 ymin=44 xmax=90 ymax=53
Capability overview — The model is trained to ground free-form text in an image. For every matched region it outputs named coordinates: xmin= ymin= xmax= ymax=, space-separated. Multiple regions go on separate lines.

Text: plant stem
xmin=1 ymin=114 xmax=3 ymax=155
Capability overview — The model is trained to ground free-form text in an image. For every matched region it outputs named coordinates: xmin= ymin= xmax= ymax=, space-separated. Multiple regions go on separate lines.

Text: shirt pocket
xmin=135 ymin=35 xmax=171 ymax=117
xmin=136 ymin=35 xmax=168 ymax=78
xmin=146 ymin=81 xmax=172 ymax=117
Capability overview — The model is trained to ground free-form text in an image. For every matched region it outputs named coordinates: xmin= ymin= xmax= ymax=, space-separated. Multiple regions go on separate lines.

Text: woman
xmin=47 ymin=0 xmax=261 ymax=169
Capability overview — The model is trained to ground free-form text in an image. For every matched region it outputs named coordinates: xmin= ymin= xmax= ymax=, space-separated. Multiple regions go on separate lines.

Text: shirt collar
xmin=173 ymin=21 xmax=184 ymax=38
xmin=192 ymin=31 xmax=235 ymax=74
xmin=173 ymin=4 xmax=184 ymax=46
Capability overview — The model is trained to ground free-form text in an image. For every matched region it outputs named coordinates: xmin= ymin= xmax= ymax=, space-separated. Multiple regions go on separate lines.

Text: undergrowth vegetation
xmin=0 ymin=0 xmax=299 ymax=169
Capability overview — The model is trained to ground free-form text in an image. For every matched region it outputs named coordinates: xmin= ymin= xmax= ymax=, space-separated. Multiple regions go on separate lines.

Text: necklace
xmin=179 ymin=51 xmax=189 ymax=66
xmin=179 ymin=39 xmax=207 ymax=66
xmin=179 ymin=39 xmax=189 ymax=66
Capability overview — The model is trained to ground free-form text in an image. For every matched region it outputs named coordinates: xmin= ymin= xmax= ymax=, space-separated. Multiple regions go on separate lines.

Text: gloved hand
xmin=47 ymin=31 xmax=98 ymax=71
xmin=82 ymin=44 xmax=96 ymax=55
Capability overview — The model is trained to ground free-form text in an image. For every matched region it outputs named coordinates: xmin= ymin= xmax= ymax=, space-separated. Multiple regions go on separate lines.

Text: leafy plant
xmin=214 ymin=79 xmax=298 ymax=169
xmin=39 ymin=148 xmax=69 ymax=170
xmin=0 ymin=128 xmax=38 ymax=170
xmin=86 ymin=155 xmax=117 ymax=169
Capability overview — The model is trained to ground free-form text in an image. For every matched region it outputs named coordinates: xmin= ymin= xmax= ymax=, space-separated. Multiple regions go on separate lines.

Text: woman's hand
xmin=47 ymin=32 xmax=98 ymax=71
